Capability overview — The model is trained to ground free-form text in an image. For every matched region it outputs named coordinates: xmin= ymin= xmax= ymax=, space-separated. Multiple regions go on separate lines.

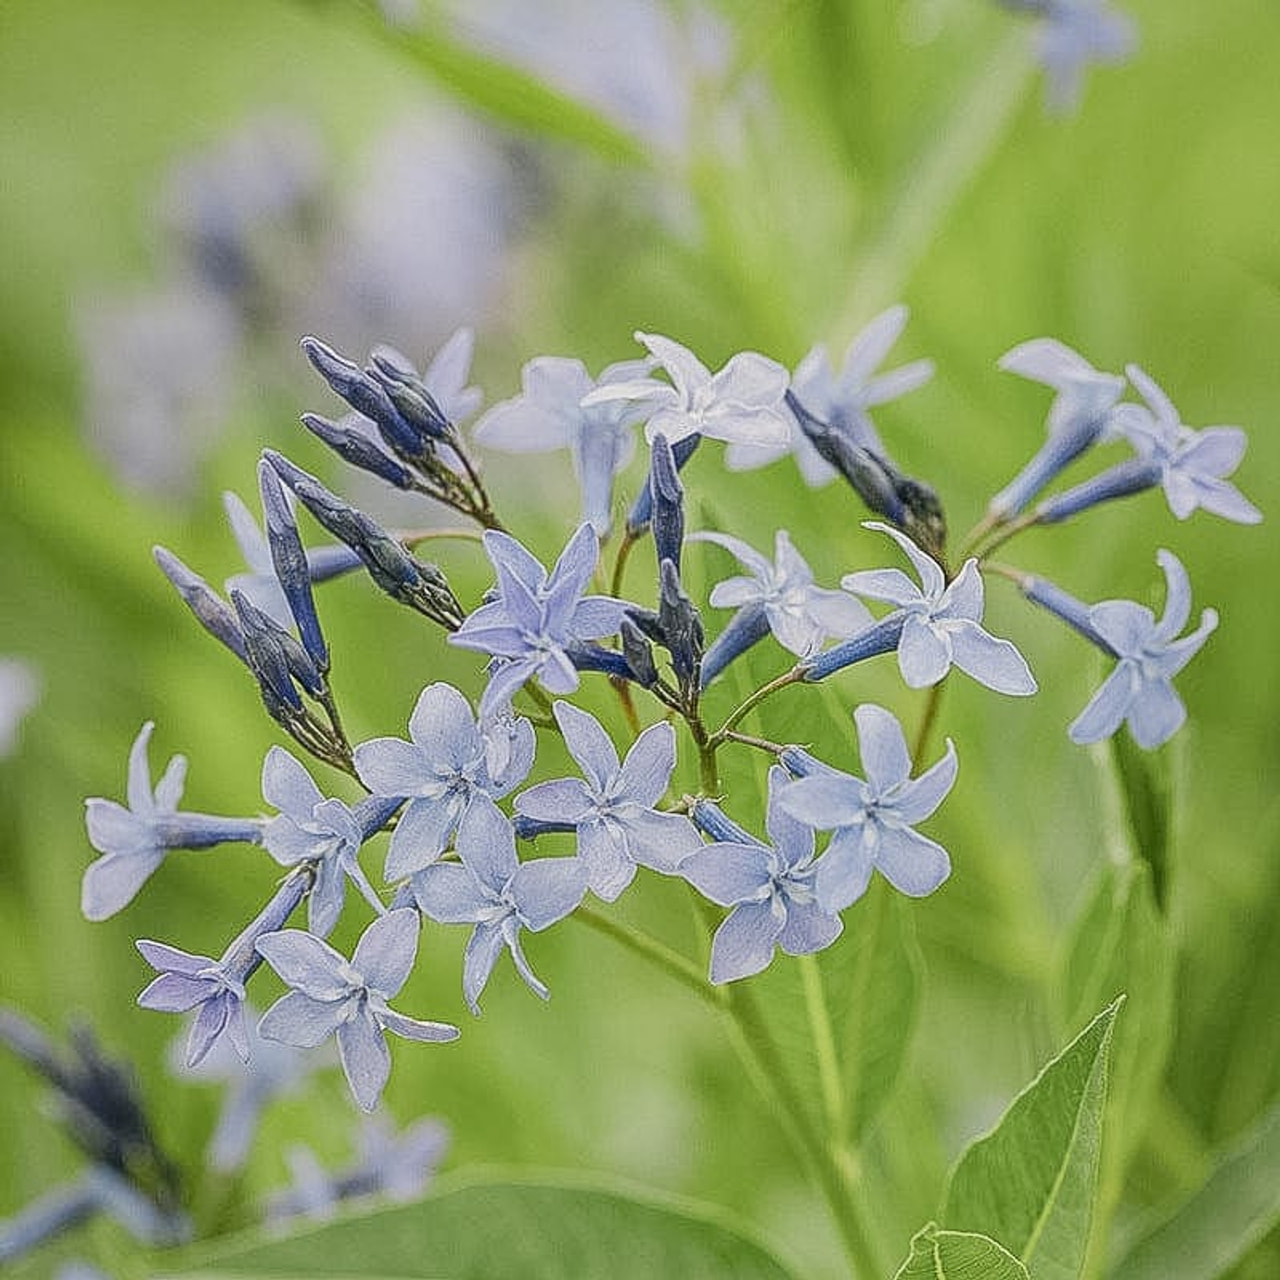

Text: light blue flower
xmin=694 ymin=530 xmax=872 ymax=683
xmin=411 ymin=796 xmax=586 ymax=1012
xmin=354 ymin=682 xmax=535 ymax=880
xmin=841 ymin=522 xmax=1037 ymax=695
xmin=1066 ymin=550 xmax=1218 ymax=749
xmin=989 ymin=338 xmax=1127 ymax=518
xmin=83 ymin=723 xmax=265 ymax=921
xmin=727 ymin=305 xmax=933 ymax=484
xmin=582 ymin=331 xmax=791 ymax=449
xmin=449 ymin=524 xmax=630 ymax=715
xmin=257 ymin=909 xmax=459 ymax=1112
xmin=136 ymin=871 xmax=310 ymax=1069
xmin=680 ymin=767 xmax=842 ymax=984
xmin=1115 ymin=365 xmax=1261 ymax=524
xmin=515 ymin=702 xmax=700 ymax=901
xmin=778 ymin=704 xmax=958 ymax=912
xmin=473 ymin=355 xmax=651 ymax=535
xmin=261 ymin=747 xmax=392 ymax=937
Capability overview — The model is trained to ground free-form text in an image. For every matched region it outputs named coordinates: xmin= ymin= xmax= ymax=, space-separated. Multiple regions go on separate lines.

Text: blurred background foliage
xmin=1 ymin=1 xmax=1277 ymax=1276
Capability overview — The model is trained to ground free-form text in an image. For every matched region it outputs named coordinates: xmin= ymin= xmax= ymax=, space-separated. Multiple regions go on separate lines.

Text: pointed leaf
xmin=894 ymin=1222 xmax=1030 ymax=1280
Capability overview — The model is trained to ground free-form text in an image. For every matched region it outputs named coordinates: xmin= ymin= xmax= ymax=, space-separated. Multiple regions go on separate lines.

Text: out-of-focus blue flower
xmin=694 ymin=530 xmax=872 ymax=683
xmin=411 ymin=796 xmax=586 ymax=1013
xmin=583 ymin=332 xmax=790 ymax=449
xmin=136 ymin=871 xmax=310 ymax=1069
xmin=257 ymin=909 xmax=459 ymax=1112
xmin=515 ymin=703 xmax=700 ymax=901
xmin=989 ymin=338 xmax=1127 ymax=518
xmin=261 ymin=747 xmax=392 ymax=937
xmin=473 ymin=355 xmax=651 ymax=535
xmin=841 ymin=523 xmax=1037 ymax=695
xmin=83 ymin=723 xmax=265 ymax=921
xmin=728 ymin=306 xmax=933 ymax=484
xmin=449 ymin=524 xmax=629 ymax=715
xmin=354 ymin=682 xmax=535 ymax=881
xmin=778 ymin=704 xmax=957 ymax=912
xmin=1027 ymin=550 xmax=1219 ymax=749
xmin=0 ymin=658 xmax=39 ymax=759
xmin=679 ymin=767 xmax=841 ymax=984
xmin=1115 ymin=365 xmax=1262 ymax=525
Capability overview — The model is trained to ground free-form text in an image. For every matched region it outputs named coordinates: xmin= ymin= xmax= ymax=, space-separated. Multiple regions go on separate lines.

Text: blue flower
xmin=514 ymin=702 xmax=701 ymax=901
xmin=83 ymin=723 xmax=265 ymax=921
xmin=694 ymin=530 xmax=872 ymax=683
xmin=256 ymin=909 xmax=459 ymax=1112
xmin=727 ymin=306 xmax=933 ymax=484
xmin=136 ymin=871 xmax=310 ymax=1069
xmin=582 ymin=332 xmax=791 ymax=449
xmin=1115 ymin=365 xmax=1262 ymax=524
xmin=354 ymin=682 xmax=535 ymax=880
xmin=841 ymin=522 xmax=1037 ymax=695
xmin=1004 ymin=0 xmax=1137 ymax=113
xmin=989 ymin=338 xmax=1127 ymax=518
xmin=680 ymin=767 xmax=842 ymax=984
xmin=449 ymin=524 xmax=629 ymax=715
xmin=473 ymin=355 xmax=651 ymax=535
xmin=261 ymin=747 xmax=392 ymax=937
xmin=411 ymin=796 xmax=586 ymax=1013
xmin=1052 ymin=550 xmax=1218 ymax=749
xmin=778 ymin=704 xmax=957 ymax=912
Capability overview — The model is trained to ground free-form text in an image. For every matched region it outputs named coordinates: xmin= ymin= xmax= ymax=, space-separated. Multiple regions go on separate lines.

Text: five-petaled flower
xmin=681 ymin=767 xmax=842 ymax=984
xmin=582 ymin=331 xmax=791 ymax=450
xmin=514 ymin=702 xmax=701 ymax=901
xmin=841 ymin=522 xmax=1037 ymax=695
xmin=256 ymin=908 xmax=459 ymax=1112
xmin=411 ymin=795 xmax=586 ymax=1012
xmin=449 ymin=524 xmax=630 ymax=716
xmin=354 ymin=682 xmax=534 ymax=881
xmin=778 ymin=704 xmax=958 ymax=913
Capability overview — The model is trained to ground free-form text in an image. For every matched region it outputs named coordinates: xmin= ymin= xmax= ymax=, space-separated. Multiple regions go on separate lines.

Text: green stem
xmin=912 ymin=679 xmax=946 ymax=762
xmin=713 ymin=667 xmax=804 ymax=743
xmin=799 ymin=953 xmax=845 ymax=1135
xmin=610 ymin=529 xmax=638 ymax=599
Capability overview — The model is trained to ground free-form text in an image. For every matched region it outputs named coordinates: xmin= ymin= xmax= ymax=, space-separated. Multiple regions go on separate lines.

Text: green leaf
xmin=161 ymin=1171 xmax=800 ymax=1279
xmin=1108 ymin=733 xmax=1176 ymax=912
xmin=942 ymin=999 xmax=1122 ymax=1280
xmin=348 ymin=3 xmax=650 ymax=167
xmin=1108 ymin=1102 xmax=1280 ymax=1280
xmin=894 ymin=1222 xmax=1030 ymax=1280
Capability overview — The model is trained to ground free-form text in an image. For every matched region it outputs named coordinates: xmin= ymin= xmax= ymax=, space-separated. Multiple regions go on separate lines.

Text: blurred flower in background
xmin=0 ymin=659 xmax=39 ymax=759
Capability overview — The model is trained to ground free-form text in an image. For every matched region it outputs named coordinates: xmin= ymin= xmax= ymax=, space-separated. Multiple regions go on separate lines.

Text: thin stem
xmin=799 ymin=953 xmax=845 ymax=1135
xmin=400 ymin=527 xmax=485 ymax=548
xmin=973 ymin=509 xmax=1042 ymax=562
xmin=912 ymin=679 xmax=946 ymax=762
xmin=713 ymin=667 xmax=804 ymax=743
xmin=719 ymin=729 xmax=786 ymax=757
xmin=610 ymin=529 xmax=638 ymax=599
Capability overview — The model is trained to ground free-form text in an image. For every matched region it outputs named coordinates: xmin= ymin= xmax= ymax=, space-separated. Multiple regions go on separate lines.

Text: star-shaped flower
xmin=694 ymin=530 xmax=872 ymax=683
xmin=841 ymin=522 xmax=1037 ymax=695
xmin=1068 ymin=549 xmax=1218 ymax=749
xmin=1029 ymin=0 xmax=1137 ymax=114
xmin=449 ymin=524 xmax=630 ymax=716
xmin=680 ymin=767 xmax=842 ymax=984
xmin=778 ymin=704 xmax=957 ymax=912
xmin=261 ymin=747 xmax=390 ymax=937
xmin=257 ymin=909 xmax=459 ymax=1112
xmin=1115 ymin=365 xmax=1261 ymax=524
xmin=354 ymin=682 xmax=535 ymax=881
xmin=582 ymin=332 xmax=791 ymax=449
xmin=83 ymin=723 xmax=264 ymax=921
xmin=727 ymin=306 xmax=933 ymax=484
xmin=473 ymin=356 xmax=651 ymax=535
xmin=411 ymin=796 xmax=586 ymax=1013
xmin=514 ymin=703 xmax=700 ymax=901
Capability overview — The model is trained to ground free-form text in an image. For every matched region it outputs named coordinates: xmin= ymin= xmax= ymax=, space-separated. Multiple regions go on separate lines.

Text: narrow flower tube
xmin=626 ymin=435 xmax=700 ymax=537
xmin=300 ymin=413 xmax=416 ymax=490
xmin=699 ymin=602 xmax=771 ymax=687
xmin=689 ymin=797 xmax=755 ymax=845
xmin=153 ymin=547 xmax=248 ymax=663
xmin=1035 ymin=458 xmax=1162 ymax=524
xmin=798 ymin=614 xmax=906 ymax=682
xmin=258 ymin=460 xmax=328 ymax=674
xmin=1018 ymin=574 xmax=1111 ymax=650
xmin=989 ymin=413 xmax=1113 ymax=520
xmin=648 ymin=433 xmax=685 ymax=572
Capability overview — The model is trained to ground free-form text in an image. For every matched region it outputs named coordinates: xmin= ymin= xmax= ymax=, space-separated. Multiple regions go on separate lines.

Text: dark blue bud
xmin=366 ymin=363 xmax=451 ymax=441
xmin=699 ymin=602 xmax=771 ymax=688
xmin=230 ymin=590 xmax=303 ymax=713
xmin=619 ymin=616 xmax=659 ymax=689
xmin=258 ymin=460 xmax=328 ymax=674
xmin=798 ymin=613 xmax=905 ymax=682
xmin=566 ymin=643 xmax=634 ymax=680
xmin=300 ymin=412 xmax=416 ymax=489
xmin=513 ymin=814 xmax=578 ymax=840
xmin=778 ymin=746 xmax=826 ymax=778
xmin=627 ymin=435 xmax=700 ymax=537
xmin=657 ymin=558 xmax=703 ymax=687
xmin=153 ymin=547 xmax=248 ymax=664
xmin=690 ymin=797 xmax=756 ymax=844
xmin=648 ymin=433 xmax=685 ymax=572
xmin=1036 ymin=458 xmax=1163 ymax=524
xmin=1020 ymin=574 xmax=1114 ymax=654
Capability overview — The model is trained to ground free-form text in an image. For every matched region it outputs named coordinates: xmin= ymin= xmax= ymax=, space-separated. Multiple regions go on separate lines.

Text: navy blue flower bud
xmin=258 ymin=460 xmax=328 ymax=675
xmin=689 ymin=797 xmax=755 ymax=843
xmin=513 ymin=813 xmax=578 ymax=840
xmin=1035 ymin=457 xmax=1163 ymax=524
xmin=626 ymin=435 xmax=700 ymax=537
xmin=230 ymin=590 xmax=304 ymax=714
xmin=567 ymin=643 xmax=635 ymax=680
xmin=699 ymin=601 xmax=771 ymax=687
xmin=648 ymin=433 xmax=685 ymax=572
xmin=366 ymin=360 xmax=452 ymax=442
xmin=657 ymin=558 xmax=703 ymax=688
xmin=778 ymin=746 xmax=825 ymax=778
xmin=619 ymin=616 xmax=660 ymax=689
xmin=798 ymin=613 xmax=905 ymax=682
xmin=300 ymin=413 xmax=416 ymax=490
xmin=152 ymin=547 xmax=248 ymax=664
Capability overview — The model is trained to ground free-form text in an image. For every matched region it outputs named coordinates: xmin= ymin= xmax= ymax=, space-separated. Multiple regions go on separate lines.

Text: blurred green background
xmin=1 ymin=1 xmax=1277 ymax=1277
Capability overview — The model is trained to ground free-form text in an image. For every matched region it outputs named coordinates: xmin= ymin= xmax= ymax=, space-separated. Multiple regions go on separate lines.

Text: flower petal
xmin=680 ymin=843 xmax=772 ymax=906
xmin=854 ymin=703 xmax=912 ymax=792
xmin=897 ymin=614 xmax=951 ymax=688
xmin=840 ymin=567 xmax=922 ymax=608
xmin=259 ymin=990 xmax=348 ymax=1049
xmin=814 ymin=827 xmax=876 ymax=913
xmin=511 ymin=856 xmax=587 ymax=929
xmin=412 ymin=862 xmax=493 ymax=923
xmin=615 ymin=720 xmax=677 ymax=806
xmin=947 ymin=622 xmax=1037 ymax=695
xmin=619 ymin=808 xmax=704 ymax=872
xmin=455 ymin=795 xmax=518 ymax=894
xmin=352 ymin=909 xmax=420 ymax=998
xmin=261 ymin=746 xmax=322 ymax=818
xmin=577 ymin=820 xmax=636 ymax=902
xmin=407 ymin=683 xmax=482 ymax=772
xmin=514 ymin=778 xmax=595 ymax=824
xmin=378 ymin=1009 xmax=461 ymax=1044
xmin=81 ymin=849 xmax=166 ymax=921
xmin=709 ymin=900 xmax=784 ymax=984
xmin=462 ymin=922 xmax=506 ymax=1014
xmin=778 ymin=899 xmax=842 ymax=956
xmin=874 ymin=825 xmax=952 ymax=897
xmin=553 ymin=701 xmax=620 ymax=791
xmin=338 ymin=1010 xmax=390 ymax=1112
xmin=385 ymin=794 xmax=464 ymax=881
xmin=1069 ymin=664 xmax=1137 ymax=744
xmin=894 ymin=738 xmax=958 ymax=824
xmin=254 ymin=930 xmax=349 ymax=1000
xmin=1126 ymin=679 xmax=1187 ymax=750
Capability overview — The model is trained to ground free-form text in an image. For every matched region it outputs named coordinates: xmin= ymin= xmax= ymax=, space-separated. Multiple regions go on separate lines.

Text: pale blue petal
xmin=1127 ymin=363 xmax=1179 ymax=425
xmin=186 ymin=996 xmax=234 ymax=1068
xmin=424 ymin=327 xmax=476 ymax=406
xmin=1126 ymin=680 xmax=1187 ymax=750
xmin=483 ymin=714 xmax=536 ymax=795
xmin=262 ymin=814 xmax=317 ymax=868
xmin=378 ymin=1009 xmax=460 ymax=1044
xmin=700 ymin=405 xmax=791 ymax=448
xmin=338 ymin=1010 xmax=390 ymax=1112
xmin=691 ymin=530 xmax=773 ymax=580
xmin=254 ymin=930 xmax=348 ymax=999
xmin=577 ymin=820 xmax=635 ymax=902
xmin=455 ymin=794 xmax=518 ymax=894
xmin=262 ymin=747 xmax=322 ymax=819
xmin=874 ymin=825 xmax=951 ymax=896
xmin=569 ymin=595 xmax=629 ymax=639
xmin=353 ymin=738 xmax=431 ymax=798
xmin=814 ymin=827 xmax=876 ymax=913
xmin=137 ymin=939 xmax=212 ymax=976
xmin=778 ymin=900 xmax=842 ymax=956
xmin=709 ymin=575 xmax=766 ymax=609
xmin=259 ymin=991 xmax=348 ymax=1048
xmin=85 ymin=800 xmax=154 ymax=859
xmin=861 ymin=359 xmax=934 ymax=407
xmin=512 ymin=857 xmax=587 ymax=929
xmin=553 ymin=701 xmax=619 ymax=791
xmin=545 ymin=523 xmax=599 ymax=618
xmin=1089 ymin=600 xmax=1155 ymax=656
xmin=998 ymin=337 xmax=1096 ymax=387
xmin=462 ymin=922 xmax=506 ymax=1014
xmin=482 ymin=530 xmax=547 ymax=592
xmin=938 ymin=560 xmax=984 ymax=623
xmin=895 ymin=739 xmax=959 ymax=824
xmin=537 ymin=647 xmax=580 ymax=695
xmin=841 ymin=305 xmax=908 ymax=385
xmin=854 ymin=703 xmax=912 ymax=792
xmin=475 ymin=399 xmax=569 ymax=452
xmin=81 ymin=848 xmax=166 ymax=920
xmin=1153 ymin=609 xmax=1218 ymax=679
xmin=947 ymin=623 xmax=1037 ymax=695
xmin=710 ymin=351 xmax=789 ymax=407
xmin=709 ymin=900 xmax=784 ymax=984
xmin=1191 ymin=477 xmax=1262 ymax=524
xmin=898 ymin=615 xmax=951 ymax=688
xmin=503 ymin=916 xmax=551 ymax=1002
xmin=306 ymin=858 xmax=347 ymax=939
xmin=477 ymin=656 xmax=542 ymax=719
xmin=865 ymin=521 xmax=945 ymax=600
xmin=804 ymin=588 xmax=873 ymax=638
xmin=776 ymin=774 xmax=866 ymax=830
xmin=1153 ymin=549 xmax=1192 ymax=641
xmin=636 ymin=332 xmax=710 ymax=401
xmin=680 ymin=843 xmax=773 ymax=906
xmin=412 ymin=862 xmax=493 ymax=923
xmin=1069 ymin=665 xmax=1137 ymax=744
xmin=764 ymin=766 xmax=815 ymax=869
xmin=352 ymin=909 xmax=419 ymax=998
xmin=515 ymin=778 xmax=595 ymax=824
xmin=619 ymin=808 xmax=703 ymax=872
xmin=840 ymin=567 xmax=921 ymax=608
xmin=385 ymin=794 xmax=463 ymax=880
xmin=153 ymin=753 xmax=188 ymax=812
xmin=616 ymin=720 xmax=676 ymax=806
xmin=125 ymin=721 xmax=157 ymax=813
xmin=138 ymin=972 xmax=215 ymax=1013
